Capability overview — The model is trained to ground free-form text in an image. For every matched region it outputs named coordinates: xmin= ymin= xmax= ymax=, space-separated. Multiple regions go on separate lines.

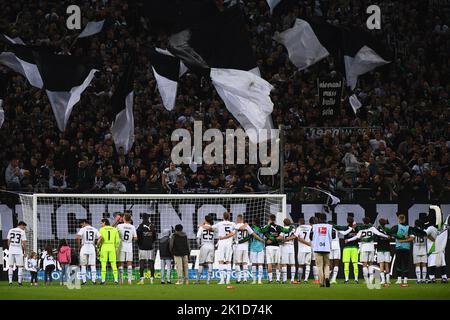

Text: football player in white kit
xmin=412 ymin=219 xmax=428 ymax=283
xmin=196 ymin=215 xmax=215 ymax=284
xmin=76 ymin=219 xmax=100 ymax=285
xmin=261 ymin=214 xmax=292 ymax=283
xmin=294 ymin=218 xmax=312 ymax=283
xmin=7 ymin=221 xmax=27 ymax=286
xmin=328 ymin=220 xmax=345 ymax=284
xmin=278 ymin=218 xmax=296 ymax=284
xmin=345 ymin=218 xmax=389 ymax=285
xmin=117 ymin=213 xmax=137 ymax=284
xmin=201 ymin=211 xmax=236 ymax=284
xmin=425 ymin=208 xmax=448 ymax=283
xmin=234 ymin=214 xmax=264 ymax=284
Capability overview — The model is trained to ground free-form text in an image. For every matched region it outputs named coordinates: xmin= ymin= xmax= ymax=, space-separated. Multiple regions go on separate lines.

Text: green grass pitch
xmin=1 ymin=281 xmax=449 ymax=300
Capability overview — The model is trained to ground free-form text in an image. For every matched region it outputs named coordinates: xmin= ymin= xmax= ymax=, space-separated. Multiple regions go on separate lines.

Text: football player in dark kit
xmin=136 ymin=213 xmax=157 ymax=284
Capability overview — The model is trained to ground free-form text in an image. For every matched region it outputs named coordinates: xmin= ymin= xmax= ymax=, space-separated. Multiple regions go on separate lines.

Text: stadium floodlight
xmin=18 ymin=193 xmax=286 ymax=267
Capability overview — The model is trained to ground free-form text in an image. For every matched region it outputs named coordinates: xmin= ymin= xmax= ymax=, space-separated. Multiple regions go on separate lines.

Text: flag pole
xmin=279 ymin=124 xmax=285 ymax=194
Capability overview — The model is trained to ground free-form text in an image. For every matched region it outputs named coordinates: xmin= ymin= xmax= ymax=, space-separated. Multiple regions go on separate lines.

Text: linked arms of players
xmin=345 ymin=227 xmax=389 ymax=243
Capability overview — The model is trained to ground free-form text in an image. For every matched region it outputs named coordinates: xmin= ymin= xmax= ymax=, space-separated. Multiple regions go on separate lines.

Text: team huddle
xmin=6 ymin=208 xmax=449 ymax=287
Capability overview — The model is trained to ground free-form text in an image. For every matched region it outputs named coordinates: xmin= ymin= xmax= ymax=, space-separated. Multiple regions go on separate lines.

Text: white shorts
xmin=360 ymin=251 xmax=375 ymax=263
xmin=198 ymin=245 xmax=215 ymax=264
xmin=139 ymin=250 xmax=154 ymax=260
xmin=265 ymin=246 xmax=280 ymax=265
xmin=8 ymin=253 xmax=24 ymax=267
xmin=217 ymin=244 xmax=233 ymax=263
xmin=119 ymin=251 xmax=133 ymax=262
xmin=413 ymin=254 xmax=427 ymax=264
xmin=297 ymin=251 xmax=311 ymax=265
xmin=80 ymin=253 xmax=96 ymax=266
xmin=330 ymin=249 xmax=341 ymax=260
xmin=377 ymin=251 xmax=391 ymax=263
xmin=280 ymin=247 xmax=295 ymax=265
xmin=250 ymin=251 xmax=265 ymax=264
xmin=234 ymin=249 xmax=249 ymax=264
xmin=428 ymin=252 xmax=446 ymax=267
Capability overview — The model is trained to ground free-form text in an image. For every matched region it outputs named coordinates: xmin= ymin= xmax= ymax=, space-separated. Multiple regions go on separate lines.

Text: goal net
xmin=18 ymin=193 xmax=286 ymax=277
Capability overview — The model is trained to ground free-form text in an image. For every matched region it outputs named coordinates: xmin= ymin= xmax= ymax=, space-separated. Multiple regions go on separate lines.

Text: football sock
xmin=276 ymin=269 xmax=281 ymax=281
xmin=226 ymin=264 xmax=231 ymax=282
xmin=139 ymin=260 xmax=145 ymax=279
xmin=111 ymin=263 xmax=118 ymax=281
xmin=101 ymin=263 xmax=107 ymax=282
xmin=380 ymin=271 xmax=385 ymax=283
xmin=403 ymin=277 xmax=408 ymax=284
xmin=313 ymin=266 xmax=318 ymax=280
xmin=243 ymin=265 xmax=249 ymax=281
xmin=353 ymin=262 xmax=359 ymax=280
xmin=305 ymin=265 xmax=311 ymax=281
xmin=298 ymin=267 xmax=304 ymax=281
xmin=160 ymin=263 xmax=166 ymax=281
xmin=332 ymin=266 xmax=338 ymax=281
xmin=252 ymin=265 xmax=257 ymax=280
xmin=127 ymin=266 xmax=133 ymax=282
xmin=197 ymin=266 xmax=204 ymax=280
xmin=281 ymin=266 xmax=287 ymax=282
xmin=207 ymin=263 xmax=212 ymax=281
xmin=441 ymin=267 xmax=447 ymax=279
xmin=415 ymin=267 xmax=421 ymax=281
xmin=91 ymin=266 xmax=96 ymax=282
xmin=421 ymin=266 xmax=427 ymax=281
xmin=8 ymin=268 xmax=13 ymax=283
xmin=290 ymin=266 xmax=296 ymax=282
xmin=386 ymin=272 xmax=390 ymax=283
xmin=18 ymin=267 xmax=23 ymax=284
xmin=81 ymin=266 xmax=87 ymax=282
xmin=235 ymin=265 xmax=241 ymax=282
xmin=368 ymin=266 xmax=374 ymax=283
xmin=219 ymin=265 xmax=225 ymax=282
xmin=344 ymin=263 xmax=350 ymax=281
xmin=268 ymin=271 xmax=273 ymax=282
xmin=149 ymin=260 xmax=155 ymax=278
xmin=119 ymin=267 xmax=124 ymax=281
xmin=258 ymin=266 xmax=263 ymax=282
xmin=363 ymin=267 xmax=369 ymax=282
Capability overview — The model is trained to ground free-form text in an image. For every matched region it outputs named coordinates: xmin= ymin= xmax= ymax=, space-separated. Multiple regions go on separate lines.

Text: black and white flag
xmin=274 ymin=18 xmax=340 ymax=71
xmin=266 ymin=0 xmax=282 ymax=13
xmin=78 ymin=18 xmax=113 ymax=39
xmin=150 ymin=48 xmax=187 ymax=111
xmin=32 ymin=50 xmax=98 ymax=131
xmin=342 ymin=28 xmax=390 ymax=89
xmin=169 ymin=5 xmax=274 ymax=143
xmin=349 ymin=94 xmax=362 ymax=114
xmin=211 ymin=68 xmax=274 ymax=143
xmin=0 ymin=36 xmax=43 ymax=89
xmin=110 ymin=57 xmax=135 ymax=154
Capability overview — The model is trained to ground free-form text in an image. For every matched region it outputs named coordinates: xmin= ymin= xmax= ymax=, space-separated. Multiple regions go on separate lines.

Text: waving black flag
xmin=110 ymin=56 xmax=136 ymax=154
xmin=32 ymin=50 xmax=98 ymax=131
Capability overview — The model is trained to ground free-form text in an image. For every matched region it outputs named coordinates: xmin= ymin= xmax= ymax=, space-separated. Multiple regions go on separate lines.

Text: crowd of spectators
xmin=0 ymin=0 xmax=449 ymax=202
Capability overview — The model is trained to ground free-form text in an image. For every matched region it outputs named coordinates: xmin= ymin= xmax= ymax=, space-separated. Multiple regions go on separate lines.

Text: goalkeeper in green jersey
xmin=97 ymin=218 xmax=120 ymax=284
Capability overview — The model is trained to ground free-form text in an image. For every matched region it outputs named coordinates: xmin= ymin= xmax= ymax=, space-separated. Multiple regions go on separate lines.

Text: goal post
xmin=18 ymin=193 xmax=287 ymax=266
